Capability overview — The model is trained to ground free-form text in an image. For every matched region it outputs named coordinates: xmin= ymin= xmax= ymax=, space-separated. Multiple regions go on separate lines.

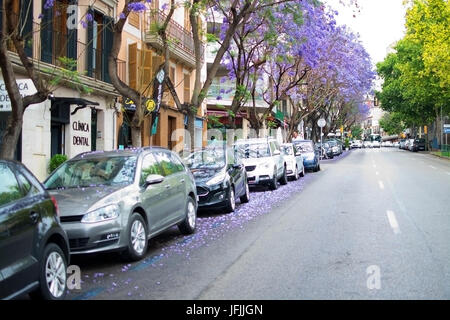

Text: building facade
xmin=0 ymin=0 xmax=207 ymax=181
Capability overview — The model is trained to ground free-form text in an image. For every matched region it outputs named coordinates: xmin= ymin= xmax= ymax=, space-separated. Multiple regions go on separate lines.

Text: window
xmin=153 ymin=151 xmax=182 ymax=176
xmin=141 ymin=154 xmax=164 ymax=185
xmin=40 ymin=0 xmax=77 ymax=66
xmin=86 ymin=9 xmax=114 ymax=82
xmin=184 ymin=73 xmax=191 ymax=103
xmin=0 ymin=163 xmax=23 ymax=206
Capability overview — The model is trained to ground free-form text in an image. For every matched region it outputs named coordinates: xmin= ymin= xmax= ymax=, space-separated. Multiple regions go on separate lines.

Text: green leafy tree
xmin=379 ymin=112 xmax=406 ymax=136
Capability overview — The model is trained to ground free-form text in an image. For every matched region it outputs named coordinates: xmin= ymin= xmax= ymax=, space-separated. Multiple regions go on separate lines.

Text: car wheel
xmin=269 ymin=170 xmax=278 ymax=190
xmin=224 ymin=186 xmax=236 ymax=213
xmin=317 ymin=164 xmax=321 ymax=171
xmin=30 ymin=243 xmax=67 ymax=300
xmin=179 ymin=196 xmax=197 ymax=234
xmin=300 ymin=166 xmax=305 ymax=177
xmin=279 ymin=166 xmax=288 ymax=185
xmin=123 ymin=213 xmax=148 ymax=261
xmin=240 ymin=181 xmax=250 ymax=203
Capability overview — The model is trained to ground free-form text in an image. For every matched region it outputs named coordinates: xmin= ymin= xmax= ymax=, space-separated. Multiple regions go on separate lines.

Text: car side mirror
xmin=273 ymin=150 xmax=281 ymax=156
xmin=145 ymin=174 xmax=165 ymax=186
xmin=232 ymin=163 xmax=242 ymax=169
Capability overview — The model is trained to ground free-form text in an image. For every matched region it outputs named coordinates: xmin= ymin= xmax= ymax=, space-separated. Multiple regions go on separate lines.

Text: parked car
xmin=384 ymin=141 xmax=393 ymax=147
xmin=234 ymin=138 xmax=288 ymax=190
xmin=44 ymin=147 xmax=198 ymax=261
xmin=399 ymin=139 xmax=407 ymax=149
xmin=0 ymin=160 xmax=70 ymax=300
xmin=281 ymin=143 xmax=305 ymax=180
xmin=315 ymin=142 xmax=334 ymax=159
xmin=406 ymin=139 xmax=415 ymax=151
xmin=184 ymin=145 xmax=249 ymax=213
xmin=372 ymin=141 xmax=381 ymax=148
xmin=326 ymin=139 xmax=343 ymax=156
xmin=351 ymin=140 xmax=362 ymax=149
xmin=363 ymin=141 xmax=372 ymax=148
xmin=292 ymin=140 xmax=321 ymax=172
xmin=393 ymin=141 xmax=400 ymax=148
xmin=412 ymin=138 xmax=426 ymax=152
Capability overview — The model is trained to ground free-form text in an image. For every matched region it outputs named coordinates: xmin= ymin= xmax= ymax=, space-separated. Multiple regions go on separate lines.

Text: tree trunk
xmin=131 ymin=126 xmax=142 ymax=148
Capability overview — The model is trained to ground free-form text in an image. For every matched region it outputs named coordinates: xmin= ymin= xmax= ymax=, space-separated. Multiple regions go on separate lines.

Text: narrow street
xmin=67 ymin=149 xmax=450 ymax=300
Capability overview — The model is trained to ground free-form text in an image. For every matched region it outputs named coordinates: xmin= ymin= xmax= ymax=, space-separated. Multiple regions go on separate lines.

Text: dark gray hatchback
xmin=0 ymin=160 xmax=70 ymax=300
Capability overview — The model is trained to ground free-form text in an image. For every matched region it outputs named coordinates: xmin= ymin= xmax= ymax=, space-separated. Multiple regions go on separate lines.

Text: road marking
xmin=375 ymin=171 xmax=379 ymax=176
xmin=429 ymin=165 xmax=436 ymax=170
xmin=378 ymin=181 xmax=385 ymax=190
xmin=387 ymin=210 xmax=401 ymax=234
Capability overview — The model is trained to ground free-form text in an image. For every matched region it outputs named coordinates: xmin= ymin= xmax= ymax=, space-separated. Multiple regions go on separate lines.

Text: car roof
xmin=71 ymin=147 xmax=168 ymax=160
xmin=235 ymin=138 xmax=277 ymax=144
xmin=292 ymin=140 xmax=313 ymax=143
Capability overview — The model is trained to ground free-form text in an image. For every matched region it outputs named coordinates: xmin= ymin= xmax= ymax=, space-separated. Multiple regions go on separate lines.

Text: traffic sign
xmin=317 ymin=118 xmax=326 ymax=128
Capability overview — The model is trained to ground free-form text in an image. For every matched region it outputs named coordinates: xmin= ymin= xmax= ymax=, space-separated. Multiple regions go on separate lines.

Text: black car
xmin=0 ymin=160 xmax=70 ymax=300
xmin=184 ymin=145 xmax=250 ymax=213
xmin=412 ymin=138 xmax=426 ymax=152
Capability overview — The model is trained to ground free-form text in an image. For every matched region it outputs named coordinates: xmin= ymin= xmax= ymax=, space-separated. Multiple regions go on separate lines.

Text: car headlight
xmin=81 ymin=204 xmax=120 ymax=224
xmin=206 ymin=172 xmax=227 ymax=187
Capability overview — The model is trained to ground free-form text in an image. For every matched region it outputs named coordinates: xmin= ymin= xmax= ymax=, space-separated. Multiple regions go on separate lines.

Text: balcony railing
xmin=144 ymin=10 xmax=204 ymax=67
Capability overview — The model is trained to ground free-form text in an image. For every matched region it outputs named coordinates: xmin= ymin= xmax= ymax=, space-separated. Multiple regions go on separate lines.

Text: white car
xmin=351 ymin=140 xmax=362 ymax=148
xmin=385 ymin=141 xmax=393 ymax=147
xmin=372 ymin=141 xmax=381 ymax=148
xmin=281 ymin=143 xmax=305 ymax=180
xmin=235 ymin=138 xmax=288 ymax=190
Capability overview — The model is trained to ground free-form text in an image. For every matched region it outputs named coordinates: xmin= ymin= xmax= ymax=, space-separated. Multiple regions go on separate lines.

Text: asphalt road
xmin=64 ymin=148 xmax=450 ymax=300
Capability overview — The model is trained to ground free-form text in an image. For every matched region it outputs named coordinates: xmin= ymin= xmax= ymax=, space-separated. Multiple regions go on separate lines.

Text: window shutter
xmin=184 ymin=73 xmax=190 ymax=103
xmin=102 ymin=15 xmax=114 ymax=83
xmin=20 ymin=0 xmax=33 ymax=57
xmin=86 ymin=8 xmax=94 ymax=77
xmin=40 ymin=1 xmax=53 ymax=63
xmin=140 ymin=49 xmax=153 ymax=94
xmin=66 ymin=0 xmax=78 ymax=69
xmin=128 ymin=43 xmax=138 ymax=90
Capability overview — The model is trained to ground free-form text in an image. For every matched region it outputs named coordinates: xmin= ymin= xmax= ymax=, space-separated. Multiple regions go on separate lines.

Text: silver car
xmin=44 ymin=148 xmax=198 ymax=261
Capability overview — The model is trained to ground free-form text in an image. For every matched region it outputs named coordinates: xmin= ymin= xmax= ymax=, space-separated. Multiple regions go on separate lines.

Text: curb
xmin=428 ymin=152 xmax=450 ymax=161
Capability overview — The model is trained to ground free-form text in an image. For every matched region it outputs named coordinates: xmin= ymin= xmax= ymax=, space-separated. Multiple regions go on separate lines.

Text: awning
xmin=207 ymin=109 xmax=246 ymax=118
xmin=50 ymin=97 xmax=100 ymax=115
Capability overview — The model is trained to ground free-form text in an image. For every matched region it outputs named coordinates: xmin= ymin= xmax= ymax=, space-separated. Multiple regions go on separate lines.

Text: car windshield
xmin=327 ymin=141 xmax=337 ymax=147
xmin=281 ymin=145 xmax=294 ymax=156
xmin=44 ymin=156 xmax=137 ymax=190
xmin=235 ymin=143 xmax=271 ymax=159
xmin=293 ymin=142 xmax=313 ymax=153
xmin=185 ymin=148 xmax=226 ymax=170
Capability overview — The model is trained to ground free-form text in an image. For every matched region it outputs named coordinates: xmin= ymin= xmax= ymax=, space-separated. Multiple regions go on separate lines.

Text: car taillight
xmin=51 ymin=196 xmax=60 ymax=216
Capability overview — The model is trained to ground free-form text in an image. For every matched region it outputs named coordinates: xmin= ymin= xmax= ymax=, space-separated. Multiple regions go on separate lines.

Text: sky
xmin=325 ymin=0 xmax=408 ymax=65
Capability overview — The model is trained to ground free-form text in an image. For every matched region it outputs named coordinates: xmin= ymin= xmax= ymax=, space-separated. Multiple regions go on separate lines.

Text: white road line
xmin=387 ymin=210 xmax=401 ymax=234
xmin=378 ymin=181 xmax=385 ymax=190
xmin=429 ymin=165 xmax=436 ymax=170
xmin=375 ymin=171 xmax=379 ymax=176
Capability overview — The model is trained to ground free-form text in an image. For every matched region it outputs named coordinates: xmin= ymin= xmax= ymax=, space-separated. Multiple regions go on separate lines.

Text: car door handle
xmin=30 ymin=212 xmax=40 ymax=224
xmin=180 ymin=179 xmax=185 ymax=183
xmin=165 ymin=185 xmax=171 ymax=189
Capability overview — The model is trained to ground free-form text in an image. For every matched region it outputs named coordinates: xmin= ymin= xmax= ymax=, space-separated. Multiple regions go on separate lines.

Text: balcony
xmin=144 ymin=10 xmax=204 ymax=69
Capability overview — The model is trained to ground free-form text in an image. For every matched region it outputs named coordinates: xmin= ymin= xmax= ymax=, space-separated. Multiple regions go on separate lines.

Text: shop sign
xmin=0 ymin=79 xmax=37 ymax=112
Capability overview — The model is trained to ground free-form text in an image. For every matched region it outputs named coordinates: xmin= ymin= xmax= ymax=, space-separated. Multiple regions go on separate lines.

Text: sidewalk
xmin=422 ymin=151 xmax=450 ymax=161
